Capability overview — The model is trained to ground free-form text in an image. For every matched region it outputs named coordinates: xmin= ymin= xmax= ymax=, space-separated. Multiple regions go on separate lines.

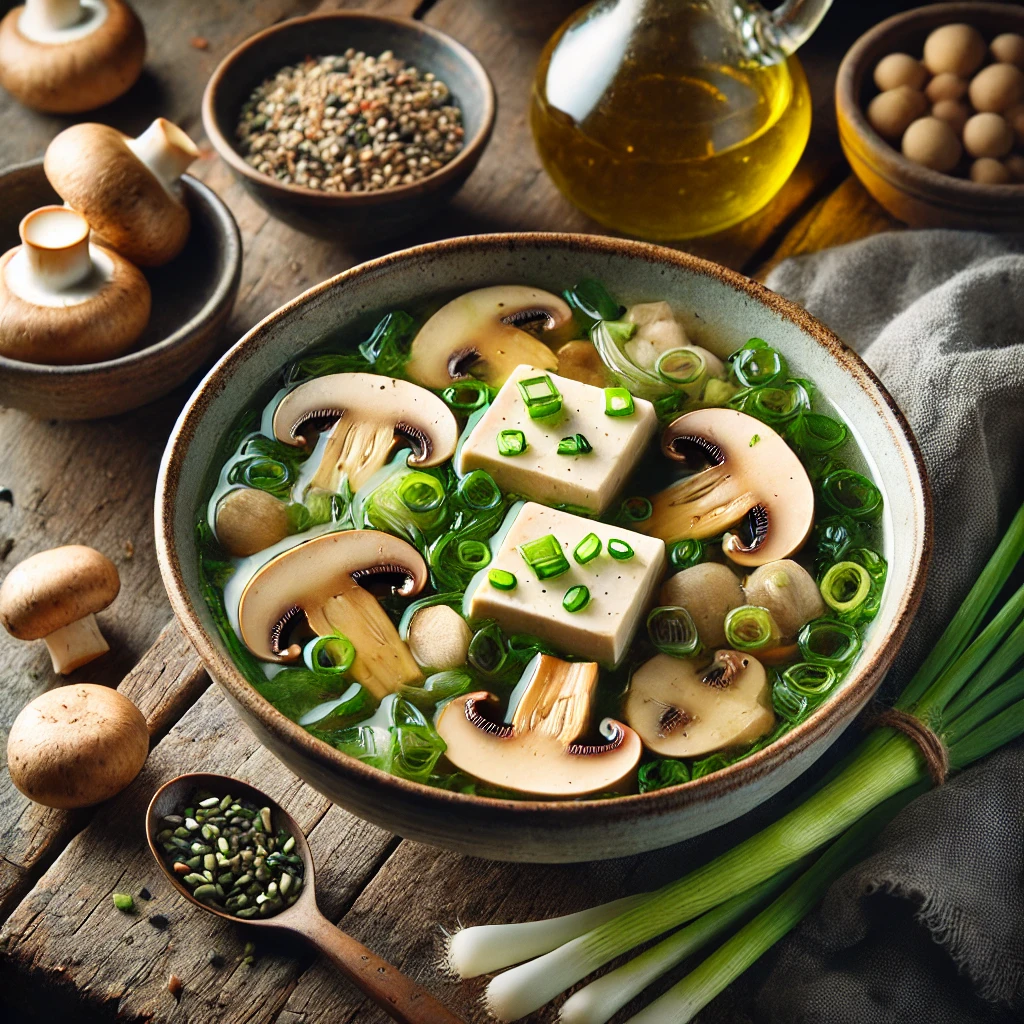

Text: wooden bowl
xmin=0 ymin=160 xmax=242 ymax=420
xmin=155 ymin=233 xmax=932 ymax=864
xmin=201 ymin=12 xmax=495 ymax=242
xmin=836 ymin=2 xmax=1024 ymax=231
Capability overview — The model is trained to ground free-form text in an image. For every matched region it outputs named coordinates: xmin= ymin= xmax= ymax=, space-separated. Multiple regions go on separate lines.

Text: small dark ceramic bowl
xmin=201 ymin=12 xmax=495 ymax=241
xmin=837 ymin=2 xmax=1024 ymax=231
xmin=0 ymin=159 xmax=242 ymax=420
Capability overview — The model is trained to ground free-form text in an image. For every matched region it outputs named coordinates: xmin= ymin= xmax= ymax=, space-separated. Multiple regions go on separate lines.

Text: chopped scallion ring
xmin=724 ymin=605 xmax=780 ymax=651
xmin=563 ymin=585 xmax=591 ymax=613
xmin=518 ymin=534 xmax=570 ymax=579
xmin=607 ymin=539 xmax=634 ymax=561
xmin=798 ymin=618 xmax=861 ymax=666
xmin=820 ymin=561 xmax=872 ymax=614
xmin=496 ymin=429 xmax=528 ymax=457
xmin=487 ymin=568 xmax=517 ymax=591
xmin=647 ymin=606 xmax=701 ymax=658
xmin=573 ymin=532 xmax=602 ymax=564
xmin=655 ymin=347 xmax=706 ymax=385
xmin=604 ymin=387 xmax=634 ymax=417
xmin=442 ymin=380 xmax=490 ymax=412
xmin=517 ymin=374 xmax=562 ymax=419
xmin=556 ymin=433 xmax=593 ymax=455
xmin=457 ymin=539 xmax=491 ymax=570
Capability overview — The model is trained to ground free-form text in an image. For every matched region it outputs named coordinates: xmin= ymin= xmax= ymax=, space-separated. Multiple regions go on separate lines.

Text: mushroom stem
xmin=22 ymin=0 xmax=86 ymax=35
xmin=313 ymin=418 xmax=399 ymax=493
xmin=43 ymin=612 xmax=109 ymax=674
xmin=126 ymin=118 xmax=199 ymax=192
xmin=307 ymin=580 xmax=422 ymax=701
xmin=508 ymin=656 xmax=597 ymax=744
xmin=19 ymin=206 xmax=93 ymax=292
xmin=646 ymin=465 xmax=757 ymax=542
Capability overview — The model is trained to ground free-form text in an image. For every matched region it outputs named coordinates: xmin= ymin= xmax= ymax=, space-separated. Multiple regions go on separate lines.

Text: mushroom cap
xmin=0 ymin=240 xmax=150 ymax=365
xmin=641 ymin=408 xmax=815 ymax=567
xmin=0 ymin=0 xmax=145 ymax=114
xmin=7 ymin=683 xmax=148 ymax=808
xmin=44 ymin=121 xmax=193 ymax=267
xmin=273 ymin=372 xmax=459 ymax=466
xmin=405 ymin=285 xmax=570 ymax=389
xmin=238 ymin=530 xmax=428 ymax=662
xmin=625 ymin=652 xmax=774 ymax=758
xmin=215 ymin=487 xmax=290 ymax=558
xmin=0 ymin=545 xmax=119 ymax=640
xmin=660 ymin=562 xmax=745 ymax=648
xmin=407 ymin=604 xmax=471 ymax=671
xmin=742 ymin=559 xmax=825 ymax=638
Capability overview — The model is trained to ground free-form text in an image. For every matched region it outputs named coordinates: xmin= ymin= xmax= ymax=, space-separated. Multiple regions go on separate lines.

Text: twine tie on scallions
xmin=866 ymin=705 xmax=949 ymax=785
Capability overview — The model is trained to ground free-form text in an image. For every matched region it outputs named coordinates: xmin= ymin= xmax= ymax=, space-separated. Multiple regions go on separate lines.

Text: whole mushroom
xmin=214 ymin=487 xmax=290 ymax=558
xmin=8 ymin=683 xmax=148 ymax=807
xmin=406 ymin=604 xmax=471 ymax=672
xmin=660 ymin=562 xmax=745 ymax=648
xmin=0 ymin=0 xmax=145 ymax=114
xmin=742 ymin=559 xmax=825 ymax=638
xmin=44 ymin=118 xmax=199 ymax=267
xmin=0 ymin=205 xmax=150 ymax=365
xmin=0 ymin=544 xmax=120 ymax=674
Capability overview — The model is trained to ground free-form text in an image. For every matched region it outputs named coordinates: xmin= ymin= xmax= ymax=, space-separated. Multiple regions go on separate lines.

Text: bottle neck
xmin=127 ymin=119 xmax=200 ymax=192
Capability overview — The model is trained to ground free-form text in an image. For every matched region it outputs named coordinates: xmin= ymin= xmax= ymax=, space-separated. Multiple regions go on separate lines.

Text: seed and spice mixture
xmin=235 ymin=49 xmax=465 ymax=192
xmin=155 ymin=790 xmax=304 ymax=919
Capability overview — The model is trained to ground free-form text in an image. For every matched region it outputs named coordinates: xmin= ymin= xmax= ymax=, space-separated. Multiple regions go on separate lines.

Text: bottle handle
xmin=759 ymin=0 xmax=834 ymax=56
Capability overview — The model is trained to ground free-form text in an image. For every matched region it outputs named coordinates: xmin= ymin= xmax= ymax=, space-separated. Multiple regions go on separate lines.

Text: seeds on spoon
xmin=154 ymin=790 xmax=304 ymax=919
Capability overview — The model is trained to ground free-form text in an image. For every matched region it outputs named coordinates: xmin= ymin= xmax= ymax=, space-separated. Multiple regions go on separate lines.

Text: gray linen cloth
xmin=722 ymin=231 xmax=1024 ymax=1023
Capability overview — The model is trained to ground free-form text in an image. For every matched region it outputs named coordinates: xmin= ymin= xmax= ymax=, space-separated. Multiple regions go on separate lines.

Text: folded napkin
xmin=726 ymin=231 xmax=1024 ymax=1023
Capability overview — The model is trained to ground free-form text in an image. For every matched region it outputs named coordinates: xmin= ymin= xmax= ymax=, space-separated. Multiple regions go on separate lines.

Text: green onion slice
xmin=574 ymin=532 xmax=602 ymax=565
xmin=669 ymin=538 xmax=705 ymax=570
xmin=788 ymin=412 xmax=848 ymax=454
xmin=497 ymin=429 xmax=528 ymax=457
xmin=468 ymin=622 xmax=507 ymax=675
xmin=820 ymin=561 xmax=872 ymax=614
xmin=647 ymin=606 xmax=701 ymax=658
xmin=783 ymin=662 xmax=838 ymax=701
xmin=772 ymin=677 xmax=809 ymax=722
xmin=457 ymin=469 xmax=502 ymax=511
xmin=442 ymin=380 xmax=490 ymax=412
xmin=488 ymin=568 xmax=517 ymax=591
xmin=729 ymin=338 xmax=788 ymax=387
xmin=563 ymin=278 xmax=622 ymax=329
xmin=242 ymin=456 xmax=291 ymax=492
xmin=457 ymin=539 xmax=491 ymax=570
xmin=821 ymin=469 xmax=884 ymax=521
xmin=517 ymin=375 xmax=562 ymax=419
xmin=557 ymin=433 xmax=593 ymax=456
xmin=616 ymin=496 xmax=652 ymax=525
xmin=563 ymin=585 xmax=591 ymax=613
xmin=798 ymin=618 xmax=861 ymax=666
xmin=519 ymin=534 xmax=571 ymax=579
xmin=655 ymin=347 xmax=706 ymax=385
xmin=398 ymin=472 xmax=445 ymax=513
xmin=740 ymin=381 xmax=810 ymax=425
xmin=608 ymin=539 xmax=634 ymax=561
xmin=724 ymin=605 xmax=780 ymax=651
xmin=302 ymin=634 xmax=356 ymax=677
xmin=604 ymin=387 xmax=635 ymax=417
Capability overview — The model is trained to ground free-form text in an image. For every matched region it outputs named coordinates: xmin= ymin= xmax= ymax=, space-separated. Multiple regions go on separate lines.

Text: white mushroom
xmin=214 ymin=488 xmax=290 ymax=558
xmin=659 ymin=563 xmax=745 ymax=648
xmin=742 ymin=559 xmax=825 ymax=638
xmin=406 ymin=604 xmax=471 ymax=671
xmin=272 ymin=372 xmax=458 ymax=493
xmin=0 ymin=545 xmax=119 ymax=674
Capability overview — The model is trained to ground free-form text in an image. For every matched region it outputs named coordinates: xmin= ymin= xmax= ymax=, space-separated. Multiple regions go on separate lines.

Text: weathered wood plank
xmin=0 ymin=620 xmax=208 ymax=924
xmin=0 ymin=683 xmax=399 ymax=1024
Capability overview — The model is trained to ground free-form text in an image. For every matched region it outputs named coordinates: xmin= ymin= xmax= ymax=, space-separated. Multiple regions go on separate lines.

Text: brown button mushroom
xmin=0 ymin=206 xmax=150 ymax=365
xmin=555 ymin=339 xmax=611 ymax=387
xmin=639 ymin=409 xmax=815 ymax=567
xmin=405 ymin=285 xmax=571 ymax=389
xmin=0 ymin=0 xmax=145 ymax=114
xmin=435 ymin=654 xmax=642 ymax=797
xmin=0 ymin=544 xmax=119 ymax=674
xmin=406 ymin=604 xmax=471 ymax=672
xmin=624 ymin=651 xmax=775 ymax=758
xmin=742 ymin=559 xmax=825 ymax=638
xmin=238 ymin=530 xmax=427 ymax=700
xmin=8 ymin=682 xmax=148 ymax=808
xmin=44 ymin=118 xmax=199 ymax=267
xmin=272 ymin=372 xmax=459 ymax=493
xmin=214 ymin=487 xmax=290 ymax=558
xmin=660 ymin=562 xmax=745 ymax=649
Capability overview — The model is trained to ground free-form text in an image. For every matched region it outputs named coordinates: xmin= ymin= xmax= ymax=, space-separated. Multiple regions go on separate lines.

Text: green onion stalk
xmin=444 ymin=501 xmax=1024 ymax=1023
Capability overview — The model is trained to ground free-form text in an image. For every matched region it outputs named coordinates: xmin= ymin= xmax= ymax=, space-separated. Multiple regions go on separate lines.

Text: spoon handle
xmin=299 ymin=908 xmax=465 ymax=1024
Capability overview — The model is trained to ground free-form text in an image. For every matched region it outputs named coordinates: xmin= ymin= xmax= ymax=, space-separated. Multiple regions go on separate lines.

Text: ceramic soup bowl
xmin=156 ymin=233 xmax=931 ymax=864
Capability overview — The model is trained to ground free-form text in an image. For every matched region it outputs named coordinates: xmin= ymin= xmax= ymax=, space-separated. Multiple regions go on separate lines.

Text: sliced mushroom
xmin=625 ymin=651 xmax=774 ymax=758
xmin=407 ymin=604 xmax=471 ymax=671
xmin=214 ymin=487 xmax=290 ymax=558
xmin=743 ymin=559 xmax=825 ymax=638
xmin=435 ymin=653 xmax=642 ymax=797
xmin=555 ymin=340 xmax=611 ymax=387
xmin=639 ymin=408 xmax=815 ymax=566
xmin=660 ymin=562 xmax=745 ymax=648
xmin=238 ymin=530 xmax=427 ymax=700
xmin=405 ymin=285 xmax=571 ymax=389
xmin=272 ymin=372 xmax=458 ymax=494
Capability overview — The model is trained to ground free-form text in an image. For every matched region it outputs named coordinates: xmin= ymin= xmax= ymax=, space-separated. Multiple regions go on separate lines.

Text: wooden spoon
xmin=146 ymin=772 xmax=463 ymax=1024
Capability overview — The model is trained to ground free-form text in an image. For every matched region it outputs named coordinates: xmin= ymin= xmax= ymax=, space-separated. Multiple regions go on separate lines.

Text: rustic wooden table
xmin=0 ymin=1 xmax=904 ymax=1021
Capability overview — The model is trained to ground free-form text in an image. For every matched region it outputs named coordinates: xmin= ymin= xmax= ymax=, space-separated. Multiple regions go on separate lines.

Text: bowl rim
xmin=156 ymin=231 xmax=933 ymax=819
xmin=836 ymin=1 xmax=1024 ymax=202
xmin=0 ymin=159 xmax=243 ymax=377
xmin=200 ymin=10 xmax=497 ymax=208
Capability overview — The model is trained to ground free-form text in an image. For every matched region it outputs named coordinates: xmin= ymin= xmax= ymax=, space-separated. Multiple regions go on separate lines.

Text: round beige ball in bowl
xmin=7 ymin=683 xmax=149 ymax=808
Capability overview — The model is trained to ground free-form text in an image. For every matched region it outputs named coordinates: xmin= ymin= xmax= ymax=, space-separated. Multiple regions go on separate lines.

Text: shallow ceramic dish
xmin=837 ymin=2 xmax=1024 ymax=231
xmin=202 ymin=12 xmax=495 ymax=242
xmin=0 ymin=159 xmax=242 ymax=420
xmin=156 ymin=233 xmax=932 ymax=864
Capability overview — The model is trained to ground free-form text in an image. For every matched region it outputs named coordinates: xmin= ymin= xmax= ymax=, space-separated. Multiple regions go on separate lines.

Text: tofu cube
xmin=468 ymin=502 xmax=666 ymax=666
xmin=457 ymin=364 xmax=657 ymax=515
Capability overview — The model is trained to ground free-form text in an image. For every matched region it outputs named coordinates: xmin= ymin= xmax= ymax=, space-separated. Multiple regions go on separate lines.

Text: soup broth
xmin=198 ymin=280 xmax=885 ymax=799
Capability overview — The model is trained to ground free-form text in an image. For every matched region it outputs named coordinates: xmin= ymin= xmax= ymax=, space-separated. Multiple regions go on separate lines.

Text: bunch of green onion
xmin=446 ymin=501 xmax=1024 ymax=1023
